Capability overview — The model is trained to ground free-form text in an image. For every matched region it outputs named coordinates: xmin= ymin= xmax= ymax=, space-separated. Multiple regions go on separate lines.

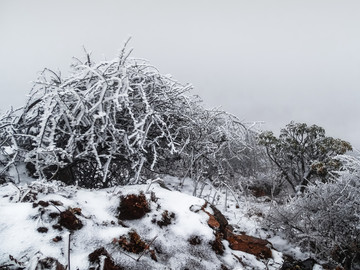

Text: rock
xmin=89 ymin=247 xmax=124 ymax=270
xmin=207 ymin=214 xmax=220 ymax=230
xmin=201 ymin=203 xmax=228 ymax=232
xmin=49 ymin=200 xmax=63 ymax=206
xmin=209 ymin=205 xmax=228 ymax=232
xmin=33 ymin=200 xmax=50 ymax=208
xmin=211 ymin=232 xmax=225 ymax=255
xmin=226 ymin=231 xmax=272 ymax=259
xmin=203 ymin=202 xmax=272 ymax=259
xmin=38 ymin=200 xmax=50 ymax=207
xmin=52 ymin=236 xmax=62 ymax=242
xmin=189 ymin=235 xmax=202 ymax=245
xmin=37 ymin=227 xmax=48 ymax=233
xmin=280 ymin=255 xmax=317 ymax=270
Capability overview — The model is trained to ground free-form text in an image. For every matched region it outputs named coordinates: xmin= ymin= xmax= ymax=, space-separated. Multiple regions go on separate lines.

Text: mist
xmin=1 ymin=0 xmax=359 ymax=148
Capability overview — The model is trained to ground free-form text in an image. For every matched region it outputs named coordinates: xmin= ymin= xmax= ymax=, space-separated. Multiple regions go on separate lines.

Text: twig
xmin=65 ymin=232 xmax=71 ymax=270
xmin=50 ymin=202 xmax=62 ymax=213
xmin=19 ymin=188 xmax=31 ymax=203
xmin=221 ymin=181 xmax=242 ymax=210
xmin=137 ymin=235 xmax=158 ymax=261
xmin=0 ymin=264 xmax=24 ymax=269
xmin=224 ymin=188 xmax=228 ymax=211
xmin=117 ymin=249 xmax=137 ymax=261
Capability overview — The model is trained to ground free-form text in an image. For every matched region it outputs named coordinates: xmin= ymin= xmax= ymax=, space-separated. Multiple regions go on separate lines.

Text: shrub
xmin=266 ymin=155 xmax=360 ymax=268
xmin=0 ymin=44 xmax=256 ymax=188
xmin=16 ymin=46 xmax=200 ymax=187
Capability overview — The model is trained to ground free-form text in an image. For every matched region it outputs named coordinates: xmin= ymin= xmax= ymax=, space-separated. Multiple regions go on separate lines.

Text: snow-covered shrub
xmin=0 ymin=44 xmax=255 ymax=188
xmin=12 ymin=47 xmax=200 ymax=187
xmin=176 ymin=109 xmax=251 ymax=186
xmin=266 ymin=154 xmax=360 ymax=268
xmin=0 ymin=108 xmax=25 ymax=183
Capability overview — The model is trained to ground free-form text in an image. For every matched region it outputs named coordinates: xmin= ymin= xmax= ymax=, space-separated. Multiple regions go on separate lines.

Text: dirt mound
xmin=59 ymin=209 xmax=83 ymax=231
xmin=118 ymin=192 xmax=150 ymax=220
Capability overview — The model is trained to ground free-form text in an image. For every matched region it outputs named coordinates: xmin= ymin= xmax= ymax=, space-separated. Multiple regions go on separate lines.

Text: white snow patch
xmin=269 ymin=235 xmax=310 ymax=261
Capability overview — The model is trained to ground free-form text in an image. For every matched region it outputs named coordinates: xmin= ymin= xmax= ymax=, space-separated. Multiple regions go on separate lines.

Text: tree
xmin=258 ymin=122 xmax=352 ymax=192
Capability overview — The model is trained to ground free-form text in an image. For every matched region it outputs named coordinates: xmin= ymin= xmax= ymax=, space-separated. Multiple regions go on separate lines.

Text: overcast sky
xmin=1 ymin=0 xmax=360 ymax=149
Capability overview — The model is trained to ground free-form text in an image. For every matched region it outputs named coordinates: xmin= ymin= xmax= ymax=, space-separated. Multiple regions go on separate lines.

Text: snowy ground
xmin=0 ymin=177 xmax=323 ymax=269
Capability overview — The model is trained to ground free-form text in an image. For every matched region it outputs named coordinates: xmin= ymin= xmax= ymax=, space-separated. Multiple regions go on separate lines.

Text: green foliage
xmin=258 ymin=122 xmax=352 ymax=192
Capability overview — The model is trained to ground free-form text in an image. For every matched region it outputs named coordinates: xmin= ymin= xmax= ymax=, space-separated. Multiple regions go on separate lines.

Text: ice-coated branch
xmin=0 ymin=42 xmax=254 ymax=187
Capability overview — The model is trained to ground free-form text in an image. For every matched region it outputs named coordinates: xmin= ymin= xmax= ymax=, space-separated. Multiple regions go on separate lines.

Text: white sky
xmin=1 ymin=0 xmax=360 ymax=149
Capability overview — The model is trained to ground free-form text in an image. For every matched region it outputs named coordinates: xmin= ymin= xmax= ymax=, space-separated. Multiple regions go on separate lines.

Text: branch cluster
xmin=0 ymin=46 xmax=255 ymax=188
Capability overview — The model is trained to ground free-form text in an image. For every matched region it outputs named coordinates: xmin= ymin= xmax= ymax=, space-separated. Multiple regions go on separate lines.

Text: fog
xmin=1 ymin=0 xmax=359 ymax=148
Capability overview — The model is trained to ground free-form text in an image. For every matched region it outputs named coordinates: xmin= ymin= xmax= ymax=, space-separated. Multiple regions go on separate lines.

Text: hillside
xmin=0 ymin=177 xmax=325 ymax=270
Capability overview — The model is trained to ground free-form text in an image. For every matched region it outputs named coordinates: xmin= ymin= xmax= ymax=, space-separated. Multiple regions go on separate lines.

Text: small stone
xmin=37 ymin=227 xmax=48 ymax=233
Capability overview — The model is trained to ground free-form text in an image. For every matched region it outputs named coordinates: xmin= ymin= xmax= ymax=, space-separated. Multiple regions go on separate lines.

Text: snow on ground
xmin=0 ymin=178 xmax=323 ymax=269
xmin=163 ymin=176 xmax=324 ymax=269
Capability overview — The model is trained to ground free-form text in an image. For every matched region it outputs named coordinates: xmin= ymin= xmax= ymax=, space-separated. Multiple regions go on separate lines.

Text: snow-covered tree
xmin=258 ymin=122 xmax=352 ymax=192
